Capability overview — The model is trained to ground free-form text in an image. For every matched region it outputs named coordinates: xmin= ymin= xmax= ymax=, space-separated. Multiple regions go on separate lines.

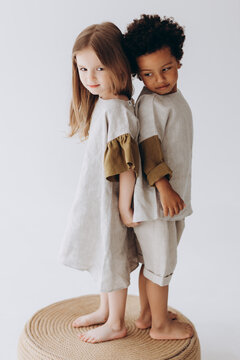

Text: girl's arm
xmin=119 ymin=169 xmax=139 ymax=228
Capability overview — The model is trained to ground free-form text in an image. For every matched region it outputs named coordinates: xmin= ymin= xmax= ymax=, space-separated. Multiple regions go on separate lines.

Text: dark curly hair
xmin=124 ymin=14 xmax=185 ymax=75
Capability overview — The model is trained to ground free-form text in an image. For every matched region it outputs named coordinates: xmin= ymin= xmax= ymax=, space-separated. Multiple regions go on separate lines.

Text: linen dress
xmin=59 ymin=97 xmax=139 ymax=293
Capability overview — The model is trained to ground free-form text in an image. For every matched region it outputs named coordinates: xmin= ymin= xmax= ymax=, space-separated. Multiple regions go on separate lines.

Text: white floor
xmin=1 ymin=1 xmax=240 ymax=358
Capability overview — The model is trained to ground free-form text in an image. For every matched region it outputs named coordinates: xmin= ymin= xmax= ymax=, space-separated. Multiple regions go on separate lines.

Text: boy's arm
xmin=155 ymin=177 xmax=185 ymax=217
xmin=140 ymin=136 xmax=185 ymax=217
xmin=119 ymin=169 xmax=139 ymax=227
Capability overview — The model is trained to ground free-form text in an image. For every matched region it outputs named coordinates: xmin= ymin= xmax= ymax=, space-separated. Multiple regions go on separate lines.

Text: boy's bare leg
xmin=146 ymin=280 xmax=193 ymax=340
xmin=135 ymin=265 xmax=177 ymax=329
xmin=135 ymin=265 xmax=152 ymax=328
xmin=73 ymin=292 xmax=109 ymax=327
xmin=79 ymin=288 xmax=128 ymax=343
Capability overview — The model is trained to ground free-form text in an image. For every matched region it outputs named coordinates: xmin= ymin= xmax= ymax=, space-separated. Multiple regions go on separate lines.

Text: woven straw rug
xmin=18 ymin=295 xmax=200 ymax=360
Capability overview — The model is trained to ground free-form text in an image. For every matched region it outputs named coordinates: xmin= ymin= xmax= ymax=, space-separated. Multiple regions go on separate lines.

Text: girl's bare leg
xmin=73 ymin=292 xmax=109 ymax=327
xmin=135 ymin=265 xmax=177 ymax=329
xmin=79 ymin=288 xmax=128 ymax=343
xmin=146 ymin=280 xmax=193 ymax=340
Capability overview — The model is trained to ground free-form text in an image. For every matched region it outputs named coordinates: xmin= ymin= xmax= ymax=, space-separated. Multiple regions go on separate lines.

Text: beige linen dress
xmin=59 ymin=97 xmax=139 ymax=293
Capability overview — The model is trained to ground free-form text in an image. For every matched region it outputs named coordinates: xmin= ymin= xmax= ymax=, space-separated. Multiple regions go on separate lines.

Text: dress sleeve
xmin=104 ymin=133 xmax=139 ymax=182
xmin=139 ymin=135 xmax=172 ymax=186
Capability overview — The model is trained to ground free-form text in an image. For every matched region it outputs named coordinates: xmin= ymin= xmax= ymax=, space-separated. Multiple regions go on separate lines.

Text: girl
xmin=59 ymin=22 xmax=140 ymax=344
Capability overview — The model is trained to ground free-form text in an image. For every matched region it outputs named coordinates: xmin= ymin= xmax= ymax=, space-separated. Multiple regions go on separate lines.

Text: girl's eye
xmin=97 ymin=67 xmax=104 ymax=71
xmin=143 ymin=73 xmax=152 ymax=77
xmin=79 ymin=67 xmax=87 ymax=71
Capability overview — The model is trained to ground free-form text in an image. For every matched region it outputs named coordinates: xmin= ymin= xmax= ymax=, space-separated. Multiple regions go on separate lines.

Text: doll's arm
xmin=119 ymin=169 xmax=139 ymax=228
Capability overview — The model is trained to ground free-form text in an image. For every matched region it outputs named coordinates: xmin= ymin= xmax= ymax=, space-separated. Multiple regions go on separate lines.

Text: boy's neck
xmin=144 ymin=85 xmax=178 ymax=96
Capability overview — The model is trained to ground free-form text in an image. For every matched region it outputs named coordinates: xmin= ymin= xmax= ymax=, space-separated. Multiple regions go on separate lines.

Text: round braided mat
xmin=18 ymin=295 xmax=200 ymax=360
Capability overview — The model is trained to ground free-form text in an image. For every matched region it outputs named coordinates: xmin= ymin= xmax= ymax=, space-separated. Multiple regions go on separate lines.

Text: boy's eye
xmin=97 ymin=67 xmax=104 ymax=71
xmin=162 ymin=67 xmax=171 ymax=72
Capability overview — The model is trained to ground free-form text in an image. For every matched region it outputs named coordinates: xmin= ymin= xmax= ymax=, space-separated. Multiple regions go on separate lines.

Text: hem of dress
xmin=59 ymin=258 xmax=139 ymax=293
xmin=59 ymin=258 xmax=90 ymax=272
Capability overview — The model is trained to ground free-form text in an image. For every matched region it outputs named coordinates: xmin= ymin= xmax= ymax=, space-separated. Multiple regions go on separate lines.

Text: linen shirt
xmin=133 ymin=87 xmax=193 ymax=222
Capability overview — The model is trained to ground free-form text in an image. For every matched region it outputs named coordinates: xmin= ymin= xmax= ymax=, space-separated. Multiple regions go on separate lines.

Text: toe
xmin=187 ymin=324 xmax=194 ymax=336
xmin=87 ymin=336 xmax=95 ymax=343
xmin=81 ymin=334 xmax=88 ymax=341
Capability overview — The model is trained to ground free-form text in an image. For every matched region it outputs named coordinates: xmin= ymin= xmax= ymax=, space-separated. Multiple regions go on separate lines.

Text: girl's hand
xmin=155 ymin=177 xmax=186 ymax=217
xmin=119 ymin=206 xmax=140 ymax=228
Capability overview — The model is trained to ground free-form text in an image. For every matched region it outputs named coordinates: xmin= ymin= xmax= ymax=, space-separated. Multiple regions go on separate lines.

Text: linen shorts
xmin=134 ymin=218 xmax=185 ymax=286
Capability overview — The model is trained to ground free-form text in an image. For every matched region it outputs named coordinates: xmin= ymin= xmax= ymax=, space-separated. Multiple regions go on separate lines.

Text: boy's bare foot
xmin=150 ymin=319 xmax=193 ymax=340
xmin=135 ymin=310 xmax=177 ymax=329
xmin=72 ymin=309 xmax=108 ymax=328
xmin=78 ymin=323 xmax=127 ymax=343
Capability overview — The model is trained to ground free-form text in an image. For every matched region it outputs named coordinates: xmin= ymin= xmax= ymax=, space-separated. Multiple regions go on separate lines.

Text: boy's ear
xmin=177 ymin=61 xmax=182 ymax=69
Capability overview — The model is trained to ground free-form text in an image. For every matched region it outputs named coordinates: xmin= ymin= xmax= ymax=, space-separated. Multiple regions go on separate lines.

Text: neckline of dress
xmin=98 ymin=97 xmax=133 ymax=105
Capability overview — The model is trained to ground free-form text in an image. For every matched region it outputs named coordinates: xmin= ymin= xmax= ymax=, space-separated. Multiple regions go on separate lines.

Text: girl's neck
xmin=100 ymin=94 xmax=129 ymax=101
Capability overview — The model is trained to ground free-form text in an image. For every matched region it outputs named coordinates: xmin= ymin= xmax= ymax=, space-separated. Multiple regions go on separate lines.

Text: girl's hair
xmin=69 ymin=22 xmax=132 ymax=139
xmin=124 ymin=14 xmax=185 ymax=75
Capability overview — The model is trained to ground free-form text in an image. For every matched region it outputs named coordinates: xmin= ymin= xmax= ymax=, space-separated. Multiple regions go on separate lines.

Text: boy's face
xmin=136 ymin=47 xmax=181 ymax=95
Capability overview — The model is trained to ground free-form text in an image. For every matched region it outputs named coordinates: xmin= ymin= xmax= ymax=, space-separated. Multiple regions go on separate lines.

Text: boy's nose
xmin=155 ymin=72 xmax=165 ymax=82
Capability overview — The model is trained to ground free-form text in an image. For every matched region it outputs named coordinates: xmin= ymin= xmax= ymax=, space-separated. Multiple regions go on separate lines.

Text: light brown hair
xmin=69 ymin=22 xmax=133 ymax=139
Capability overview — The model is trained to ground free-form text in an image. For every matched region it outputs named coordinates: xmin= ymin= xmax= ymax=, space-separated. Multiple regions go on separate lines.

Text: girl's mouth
xmin=88 ymin=84 xmax=100 ymax=88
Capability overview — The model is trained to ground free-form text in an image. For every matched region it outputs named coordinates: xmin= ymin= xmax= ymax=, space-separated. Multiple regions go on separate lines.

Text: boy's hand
xmin=155 ymin=177 xmax=186 ymax=217
xmin=119 ymin=206 xmax=140 ymax=228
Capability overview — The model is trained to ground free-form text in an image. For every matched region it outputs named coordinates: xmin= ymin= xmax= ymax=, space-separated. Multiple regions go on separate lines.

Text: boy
xmin=124 ymin=14 xmax=194 ymax=340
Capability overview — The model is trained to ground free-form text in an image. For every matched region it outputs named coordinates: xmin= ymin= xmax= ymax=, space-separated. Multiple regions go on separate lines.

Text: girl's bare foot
xmin=149 ymin=319 xmax=193 ymax=340
xmin=72 ymin=309 xmax=108 ymax=328
xmin=79 ymin=322 xmax=127 ymax=343
xmin=135 ymin=310 xmax=177 ymax=329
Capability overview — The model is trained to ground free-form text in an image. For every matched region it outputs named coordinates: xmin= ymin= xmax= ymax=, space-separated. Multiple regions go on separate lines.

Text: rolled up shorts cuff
xmin=143 ymin=266 xmax=173 ymax=287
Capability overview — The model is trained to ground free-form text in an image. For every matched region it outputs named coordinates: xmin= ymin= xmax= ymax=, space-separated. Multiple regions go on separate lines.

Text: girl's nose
xmin=87 ymin=71 xmax=96 ymax=83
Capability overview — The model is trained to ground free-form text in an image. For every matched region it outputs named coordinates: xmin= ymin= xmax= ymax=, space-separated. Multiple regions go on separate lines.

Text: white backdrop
xmin=1 ymin=0 xmax=240 ymax=359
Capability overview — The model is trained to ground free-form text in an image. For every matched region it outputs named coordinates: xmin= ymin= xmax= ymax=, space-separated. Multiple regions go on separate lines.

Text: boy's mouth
xmin=155 ymin=84 xmax=170 ymax=90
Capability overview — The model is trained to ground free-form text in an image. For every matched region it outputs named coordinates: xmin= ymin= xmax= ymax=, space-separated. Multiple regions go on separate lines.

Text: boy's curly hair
xmin=124 ymin=14 xmax=185 ymax=75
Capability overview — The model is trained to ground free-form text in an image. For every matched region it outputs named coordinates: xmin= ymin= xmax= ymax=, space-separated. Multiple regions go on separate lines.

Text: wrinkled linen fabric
xmin=59 ymin=98 xmax=139 ymax=293
xmin=133 ymin=87 xmax=193 ymax=222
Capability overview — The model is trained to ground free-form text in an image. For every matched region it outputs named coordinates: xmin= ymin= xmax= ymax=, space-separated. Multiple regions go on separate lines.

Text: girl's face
xmin=76 ymin=47 xmax=114 ymax=99
xmin=137 ymin=47 xmax=181 ymax=95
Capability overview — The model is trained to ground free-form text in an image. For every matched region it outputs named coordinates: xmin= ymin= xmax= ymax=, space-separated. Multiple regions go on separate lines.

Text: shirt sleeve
xmin=139 ymin=135 xmax=172 ymax=186
xmin=136 ymin=94 xmax=172 ymax=186
xmin=104 ymin=101 xmax=140 ymax=182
